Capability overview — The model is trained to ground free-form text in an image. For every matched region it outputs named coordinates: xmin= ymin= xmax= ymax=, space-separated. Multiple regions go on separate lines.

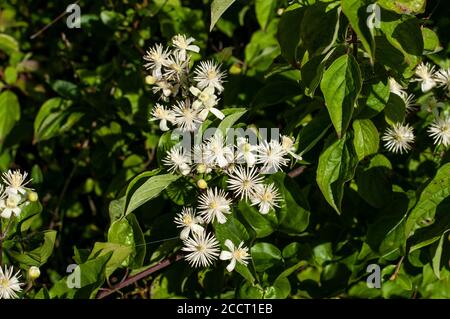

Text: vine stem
xmin=96 ymin=253 xmax=184 ymax=299
xmin=288 ymin=166 xmax=306 ymax=178
xmin=0 ymin=218 xmax=14 ymax=267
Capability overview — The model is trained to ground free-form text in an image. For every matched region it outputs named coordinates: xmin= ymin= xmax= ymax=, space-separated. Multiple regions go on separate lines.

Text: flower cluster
xmin=145 ymin=34 xmax=226 ymax=132
xmin=0 ymin=266 xmax=23 ymax=299
xmin=144 ymin=35 xmax=303 ymax=271
xmin=0 ymin=170 xmax=33 ymax=219
xmin=383 ymin=62 xmax=450 ymax=154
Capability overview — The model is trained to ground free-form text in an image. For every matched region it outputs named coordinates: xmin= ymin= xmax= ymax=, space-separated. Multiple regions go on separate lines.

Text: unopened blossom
xmin=236 ymin=137 xmax=258 ymax=167
xmin=204 ymin=134 xmax=234 ymax=168
xmin=194 ymin=61 xmax=226 ymax=92
xmin=197 ymin=187 xmax=232 ymax=224
xmin=182 ymin=231 xmax=220 ymax=268
xmin=190 ymin=86 xmax=223 ymax=120
xmin=2 ymin=170 xmax=32 ymax=196
xmin=143 ymin=44 xmax=171 ymax=78
xmin=0 ymin=266 xmax=23 ymax=299
xmin=382 ymin=123 xmax=415 ymax=154
xmin=412 ymin=62 xmax=437 ymax=92
xmin=172 ymin=34 xmax=200 ymax=61
xmin=250 ymin=183 xmax=281 ymax=214
xmin=150 ymin=103 xmax=175 ymax=131
xmin=227 ymin=166 xmax=264 ymax=200
xmin=257 ymin=140 xmax=289 ymax=174
xmin=172 ymin=100 xmax=201 ymax=132
xmin=174 ymin=207 xmax=204 ymax=240
xmin=428 ymin=117 xmax=450 ymax=147
xmin=219 ymin=240 xmax=250 ymax=272
xmin=162 ymin=146 xmax=191 ymax=175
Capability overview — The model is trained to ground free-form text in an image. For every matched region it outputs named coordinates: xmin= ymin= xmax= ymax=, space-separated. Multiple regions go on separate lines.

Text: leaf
xmin=251 ymin=242 xmax=283 ymax=273
xmin=341 ymin=0 xmax=376 ymax=63
xmin=210 ymin=0 xmax=237 ymax=31
xmin=432 ymin=230 xmax=450 ymax=279
xmin=320 ymin=54 xmax=362 ymax=138
xmin=252 ymin=80 xmax=300 ymax=109
xmin=422 ymin=27 xmax=441 ymax=54
xmin=352 ymin=119 xmax=379 ymax=160
xmin=0 ymin=91 xmax=20 ymax=143
xmin=296 ymin=110 xmax=332 ymax=156
xmin=264 ymin=277 xmax=291 ymax=299
xmin=255 ymin=0 xmax=276 ymax=30
xmin=8 ymin=231 xmax=57 ymax=267
xmin=405 ymin=163 xmax=450 ymax=237
xmin=238 ymin=201 xmax=277 ymax=238
xmin=384 ymin=93 xmax=406 ymax=125
xmin=0 ymin=33 xmax=19 ymax=55
xmin=316 ymin=133 xmax=359 ymax=214
xmin=50 ymin=80 xmax=80 ymax=100
xmin=125 ymin=173 xmax=180 ymax=215
xmin=217 ymin=108 xmax=247 ymax=135
xmin=377 ymin=0 xmax=426 ymax=14
xmin=277 ymin=4 xmax=304 ymax=64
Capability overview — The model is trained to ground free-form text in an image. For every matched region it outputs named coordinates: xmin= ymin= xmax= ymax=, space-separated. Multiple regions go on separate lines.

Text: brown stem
xmin=390 ymin=256 xmax=405 ymax=281
xmin=96 ymin=253 xmax=184 ymax=299
xmin=288 ymin=166 xmax=306 ymax=178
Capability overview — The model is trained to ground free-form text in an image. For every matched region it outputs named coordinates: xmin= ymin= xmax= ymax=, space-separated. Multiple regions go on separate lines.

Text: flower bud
xmin=28 ymin=191 xmax=39 ymax=202
xmin=197 ymin=164 xmax=207 ymax=174
xmin=28 ymin=266 xmax=40 ymax=280
xmin=145 ymin=75 xmax=157 ymax=85
xmin=197 ymin=179 xmax=208 ymax=189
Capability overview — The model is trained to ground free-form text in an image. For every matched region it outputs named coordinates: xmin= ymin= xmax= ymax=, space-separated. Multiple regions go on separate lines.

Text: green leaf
xmin=432 ymin=230 xmax=450 ymax=279
xmin=217 ymin=108 xmax=247 ymax=136
xmin=0 ymin=33 xmax=19 ymax=55
xmin=88 ymin=242 xmax=132 ymax=278
xmin=341 ymin=0 xmax=376 ymax=62
xmin=352 ymin=119 xmax=379 ymax=160
xmin=210 ymin=0 xmax=237 ymax=31
xmin=316 ymin=133 xmax=359 ymax=214
xmin=8 ymin=231 xmax=57 ymax=267
xmin=377 ymin=0 xmax=426 ymax=14
xmin=125 ymin=173 xmax=180 ymax=215
xmin=50 ymin=80 xmax=80 ymax=100
xmin=320 ymin=54 xmax=362 ymax=138
xmin=422 ymin=27 xmax=441 ymax=54
xmin=264 ymin=277 xmax=291 ymax=299
xmin=252 ymin=80 xmax=300 ymax=109
xmin=255 ymin=0 xmax=276 ymax=30
xmin=277 ymin=4 xmax=304 ymax=64
xmin=297 ymin=110 xmax=332 ymax=156
xmin=0 ymin=91 xmax=20 ymax=143
xmin=238 ymin=201 xmax=277 ymax=238
xmin=405 ymin=163 xmax=450 ymax=237
xmin=251 ymin=242 xmax=283 ymax=273
xmin=384 ymin=93 xmax=406 ymax=125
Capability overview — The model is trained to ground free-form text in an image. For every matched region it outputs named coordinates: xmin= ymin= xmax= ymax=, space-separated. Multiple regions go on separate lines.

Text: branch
xmin=288 ymin=166 xmax=306 ymax=178
xmin=96 ymin=253 xmax=184 ymax=299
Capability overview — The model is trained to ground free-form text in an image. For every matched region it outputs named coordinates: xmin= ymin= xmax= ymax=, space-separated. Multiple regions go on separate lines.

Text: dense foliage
xmin=1 ymin=0 xmax=450 ymax=299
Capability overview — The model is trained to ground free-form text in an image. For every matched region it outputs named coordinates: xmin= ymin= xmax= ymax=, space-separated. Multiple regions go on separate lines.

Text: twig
xmin=288 ymin=166 xmax=306 ymax=178
xmin=389 ymin=256 xmax=405 ymax=281
xmin=30 ymin=1 xmax=80 ymax=40
xmin=96 ymin=253 xmax=183 ymax=299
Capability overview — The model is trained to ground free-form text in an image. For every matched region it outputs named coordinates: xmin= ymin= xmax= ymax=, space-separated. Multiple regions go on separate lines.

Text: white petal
xmin=210 ymin=108 xmax=225 ymax=120
xmin=180 ymin=227 xmax=190 ymax=240
xmin=216 ymin=211 xmax=227 ymax=224
xmin=1 ymin=208 xmax=12 ymax=219
xmin=189 ymin=86 xmax=201 ymax=96
xmin=220 ymin=251 xmax=233 ymax=260
xmin=187 ymin=45 xmax=200 ymax=53
xmin=191 ymin=224 xmax=204 ymax=234
xmin=224 ymin=239 xmax=235 ymax=251
xmin=226 ymin=258 xmax=236 ymax=272
xmin=159 ymin=119 xmax=169 ymax=131
xmin=259 ymin=202 xmax=271 ymax=215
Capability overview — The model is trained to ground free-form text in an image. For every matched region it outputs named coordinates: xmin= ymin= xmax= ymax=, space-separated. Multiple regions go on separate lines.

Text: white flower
xmin=257 ymin=140 xmax=289 ymax=174
xmin=143 ymin=44 xmax=171 ymax=78
xmin=150 ymin=103 xmax=175 ymax=131
xmin=192 ymin=144 xmax=213 ymax=173
xmin=219 ymin=240 xmax=250 ymax=272
xmin=382 ymin=123 xmax=415 ymax=154
xmin=174 ymin=207 xmax=204 ymax=240
xmin=194 ymin=61 xmax=226 ymax=92
xmin=204 ymin=134 xmax=234 ymax=168
xmin=2 ymin=170 xmax=32 ymax=196
xmin=402 ymin=93 xmax=416 ymax=114
xmin=0 ymin=265 xmax=23 ymax=299
xmin=227 ymin=166 xmax=264 ymax=200
xmin=389 ymin=77 xmax=406 ymax=96
xmin=172 ymin=34 xmax=200 ymax=61
xmin=165 ymin=51 xmax=189 ymax=81
xmin=152 ymin=80 xmax=178 ymax=99
xmin=189 ymin=86 xmax=223 ymax=120
xmin=280 ymin=135 xmax=303 ymax=161
xmin=172 ymin=100 xmax=202 ymax=132
xmin=182 ymin=231 xmax=220 ymax=268
xmin=412 ymin=62 xmax=437 ymax=92
xmin=162 ymin=145 xmax=191 ymax=175
xmin=236 ymin=137 xmax=257 ymax=167
xmin=250 ymin=183 xmax=281 ymax=214
xmin=198 ymin=187 xmax=232 ymax=224
xmin=428 ymin=117 xmax=450 ymax=147
xmin=435 ymin=67 xmax=450 ymax=95
xmin=0 ymin=193 xmax=22 ymax=219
